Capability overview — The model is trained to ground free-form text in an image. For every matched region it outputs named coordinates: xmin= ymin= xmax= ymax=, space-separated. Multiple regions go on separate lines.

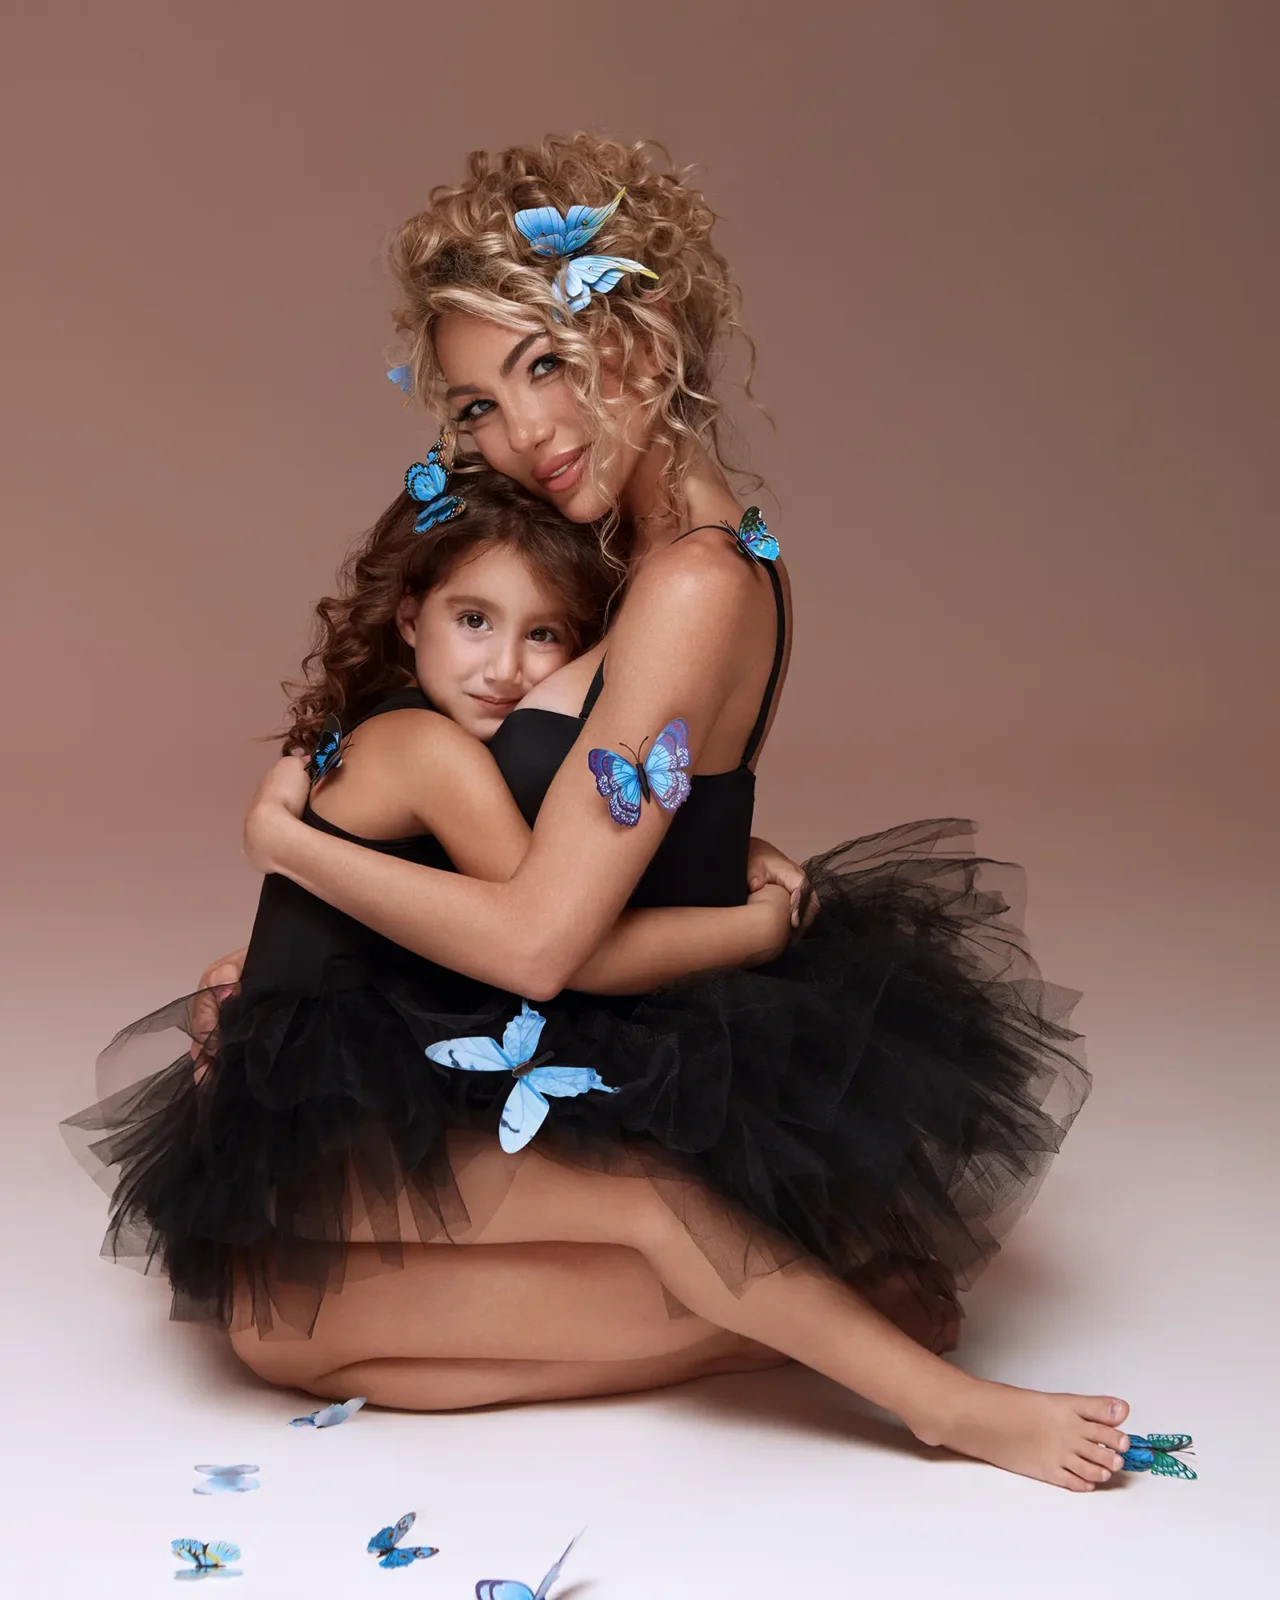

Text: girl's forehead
xmin=435 ymin=544 xmax=566 ymax=607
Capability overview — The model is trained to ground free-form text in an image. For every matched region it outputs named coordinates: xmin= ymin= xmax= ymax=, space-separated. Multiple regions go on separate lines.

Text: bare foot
xmin=908 ymin=1377 xmax=1130 ymax=1491
xmin=852 ymin=1257 xmax=961 ymax=1354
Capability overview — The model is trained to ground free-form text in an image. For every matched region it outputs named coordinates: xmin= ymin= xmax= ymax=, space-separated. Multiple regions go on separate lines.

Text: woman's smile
xmin=534 ymin=446 xmax=587 ymax=496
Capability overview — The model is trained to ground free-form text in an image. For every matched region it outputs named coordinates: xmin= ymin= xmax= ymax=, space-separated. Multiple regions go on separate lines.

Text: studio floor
xmin=4 ymin=753 xmax=1275 ymax=1598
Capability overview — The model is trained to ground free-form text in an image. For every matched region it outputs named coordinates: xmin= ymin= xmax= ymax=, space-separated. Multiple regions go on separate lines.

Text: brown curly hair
xmin=386 ymin=132 xmax=758 ymax=528
xmin=282 ymin=468 xmax=617 ymax=755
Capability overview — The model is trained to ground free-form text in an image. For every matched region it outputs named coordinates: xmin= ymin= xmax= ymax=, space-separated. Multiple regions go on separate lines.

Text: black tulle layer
xmin=63 ymin=820 xmax=1088 ymax=1337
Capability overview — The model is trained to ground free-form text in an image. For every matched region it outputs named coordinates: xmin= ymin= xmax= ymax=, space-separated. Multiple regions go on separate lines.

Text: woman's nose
xmin=504 ymin=398 xmax=554 ymax=456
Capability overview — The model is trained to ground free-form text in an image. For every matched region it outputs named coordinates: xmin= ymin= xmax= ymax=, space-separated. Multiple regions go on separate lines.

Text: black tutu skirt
xmin=64 ymin=819 xmax=1088 ymax=1337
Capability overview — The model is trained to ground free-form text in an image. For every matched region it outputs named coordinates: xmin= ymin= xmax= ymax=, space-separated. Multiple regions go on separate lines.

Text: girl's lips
xmin=534 ymin=447 xmax=586 ymax=496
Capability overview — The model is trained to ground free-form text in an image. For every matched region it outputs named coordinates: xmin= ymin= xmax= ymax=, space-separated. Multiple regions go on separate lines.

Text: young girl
xmin=65 ymin=464 xmax=794 ymax=1337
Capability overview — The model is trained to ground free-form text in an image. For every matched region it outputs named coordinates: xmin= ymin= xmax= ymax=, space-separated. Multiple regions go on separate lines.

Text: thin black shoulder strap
xmin=578 ymin=658 xmax=606 ymax=720
xmin=676 ymin=522 xmax=787 ymax=769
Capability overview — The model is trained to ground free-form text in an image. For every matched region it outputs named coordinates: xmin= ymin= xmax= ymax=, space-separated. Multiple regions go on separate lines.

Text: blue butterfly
xmin=514 ymin=190 xmax=625 ymax=258
xmin=554 ymin=254 xmax=658 ymax=313
xmin=1122 ymin=1433 xmax=1196 ymax=1479
xmin=172 ymin=1539 xmax=242 ymax=1580
xmin=426 ymin=1002 xmax=617 ymax=1154
xmin=405 ymin=433 xmax=465 ymax=532
xmin=192 ymin=1464 xmax=258 ymax=1495
xmin=731 ymin=506 xmax=779 ymax=563
xmin=387 ymin=364 xmax=414 ymax=395
xmin=307 ymin=713 xmax=344 ymax=784
xmin=289 ymin=1396 xmax=366 ymax=1428
xmin=475 ymin=1533 xmax=581 ymax=1600
xmin=588 ymin=717 xmax=692 ymax=828
xmin=366 ymin=1512 xmax=439 ymax=1569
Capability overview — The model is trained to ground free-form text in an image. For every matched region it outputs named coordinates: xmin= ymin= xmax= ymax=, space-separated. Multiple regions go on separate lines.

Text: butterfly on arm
xmin=587 ymin=718 xmax=692 ymax=828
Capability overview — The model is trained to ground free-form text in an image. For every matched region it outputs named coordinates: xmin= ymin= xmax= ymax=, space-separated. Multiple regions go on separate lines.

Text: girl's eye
xmin=454 ymin=398 xmax=495 ymax=425
xmin=530 ymin=352 xmax=561 ymax=380
xmin=459 ymin=612 xmax=489 ymax=631
xmin=527 ymin=626 xmax=561 ymax=644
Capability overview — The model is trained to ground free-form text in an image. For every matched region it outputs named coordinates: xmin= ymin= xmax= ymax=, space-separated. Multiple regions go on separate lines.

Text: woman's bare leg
xmin=409 ymin=1141 xmax=1132 ymax=1492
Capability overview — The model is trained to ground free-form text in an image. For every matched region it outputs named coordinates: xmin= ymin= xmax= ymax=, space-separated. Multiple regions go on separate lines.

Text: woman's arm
xmin=247 ymin=540 xmax=772 ymax=999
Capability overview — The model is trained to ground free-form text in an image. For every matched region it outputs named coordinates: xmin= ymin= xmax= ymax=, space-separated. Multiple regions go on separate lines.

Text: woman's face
xmin=434 ymin=312 xmax=652 ymax=524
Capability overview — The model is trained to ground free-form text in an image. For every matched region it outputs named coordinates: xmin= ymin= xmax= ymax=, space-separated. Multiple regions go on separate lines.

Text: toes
xmin=1079 ymin=1440 xmax=1126 ymax=1473
xmin=1070 ymin=1454 xmax=1114 ymax=1485
xmin=1056 ymin=1468 xmax=1095 ymax=1492
xmin=1080 ymin=1395 xmax=1129 ymax=1426
xmin=1084 ymin=1423 xmax=1130 ymax=1454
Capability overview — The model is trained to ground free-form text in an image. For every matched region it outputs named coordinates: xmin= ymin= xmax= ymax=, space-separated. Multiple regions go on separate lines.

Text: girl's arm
xmin=354 ymin=710 xmax=790 ymax=995
xmin=246 ymin=539 xmax=775 ymax=1000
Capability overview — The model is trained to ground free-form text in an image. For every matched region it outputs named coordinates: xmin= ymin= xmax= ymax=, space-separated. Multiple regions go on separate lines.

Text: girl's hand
xmin=746 ymin=882 xmax=794 ymax=963
xmin=746 ymin=835 xmax=812 ymax=928
xmin=243 ymin=754 xmax=311 ymax=873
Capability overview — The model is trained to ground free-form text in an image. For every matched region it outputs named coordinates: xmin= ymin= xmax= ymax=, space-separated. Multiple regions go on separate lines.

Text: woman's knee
xmin=227 ymin=1321 xmax=325 ymax=1390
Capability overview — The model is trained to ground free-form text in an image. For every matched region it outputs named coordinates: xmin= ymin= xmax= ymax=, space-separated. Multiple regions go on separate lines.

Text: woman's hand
xmin=189 ymin=947 xmax=246 ymax=1070
xmin=746 ymin=835 xmax=812 ymax=928
xmin=745 ymin=882 xmax=794 ymax=964
xmin=243 ymin=754 xmax=311 ymax=873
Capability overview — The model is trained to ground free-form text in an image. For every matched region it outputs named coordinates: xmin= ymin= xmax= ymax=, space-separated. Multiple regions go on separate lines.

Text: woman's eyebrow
xmin=444 ymin=332 xmax=545 ymax=400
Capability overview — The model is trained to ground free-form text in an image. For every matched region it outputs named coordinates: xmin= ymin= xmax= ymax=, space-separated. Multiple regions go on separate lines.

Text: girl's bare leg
xmin=408 ymin=1141 xmax=1132 ymax=1492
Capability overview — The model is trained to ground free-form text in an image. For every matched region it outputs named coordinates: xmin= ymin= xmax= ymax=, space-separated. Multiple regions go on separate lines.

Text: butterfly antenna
xmin=619 ymin=742 xmax=641 ymax=765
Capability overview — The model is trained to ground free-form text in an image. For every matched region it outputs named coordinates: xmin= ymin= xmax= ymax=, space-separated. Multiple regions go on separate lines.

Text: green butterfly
xmin=1122 ymin=1433 xmax=1196 ymax=1479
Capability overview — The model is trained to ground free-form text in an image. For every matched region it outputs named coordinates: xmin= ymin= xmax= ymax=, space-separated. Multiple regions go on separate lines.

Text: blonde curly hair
xmin=386 ymin=132 xmax=758 ymax=528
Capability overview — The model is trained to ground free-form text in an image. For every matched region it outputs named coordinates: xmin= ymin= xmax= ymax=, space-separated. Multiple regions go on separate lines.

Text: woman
xmin=224 ymin=134 xmax=1127 ymax=1491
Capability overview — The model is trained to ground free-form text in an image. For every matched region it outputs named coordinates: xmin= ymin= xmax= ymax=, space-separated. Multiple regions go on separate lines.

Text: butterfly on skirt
xmin=306 ymin=713 xmax=344 ymax=784
xmin=289 ymin=1396 xmax=366 ymax=1428
xmin=588 ymin=718 xmax=691 ymax=828
xmin=426 ymin=1002 xmax=617 ymax=1154
xmin=406 ymin=433 xmax=465 ymax=533
xmin=171 ymin=1539 xmax=242 ymax=1580
xmin=192 ymin=1464 xmax=258 ymax=1495
xmin=366 ymin=1512 xmax=438 ymax=1569
xmin=475 ymin=1532 xmax=581 ymax=1600
xmin=1122 ymin=1434 xmax=1196 ymax=1479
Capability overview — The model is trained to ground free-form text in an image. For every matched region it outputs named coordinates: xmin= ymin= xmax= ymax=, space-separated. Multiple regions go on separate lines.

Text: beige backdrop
xmin=1 ymin=1 xmax=1275 ymax=1068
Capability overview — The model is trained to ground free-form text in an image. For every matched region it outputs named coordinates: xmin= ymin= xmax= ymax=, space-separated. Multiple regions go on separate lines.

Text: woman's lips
xmin=534 ymin=447 xmax=586 ymax=496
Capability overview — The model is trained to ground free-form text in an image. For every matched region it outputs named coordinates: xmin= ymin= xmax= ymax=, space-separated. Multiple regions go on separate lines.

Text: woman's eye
xmin=530 ymin=352 xmax=561 ymax=380
xmin=454 ymin=398 xmax=495 ymax=425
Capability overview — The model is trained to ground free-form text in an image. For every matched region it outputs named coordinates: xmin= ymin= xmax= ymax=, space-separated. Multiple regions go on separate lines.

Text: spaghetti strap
xmin=578 ymin=658 xmax=606 ymax=720
xmin=741 ymin=559 xmax=786 ymax=767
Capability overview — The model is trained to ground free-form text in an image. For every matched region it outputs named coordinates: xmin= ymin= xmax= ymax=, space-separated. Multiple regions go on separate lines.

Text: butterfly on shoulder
xmin=588 ymin=718 xmax=692 ymax=828
xmin=426 ymin=1003 xmax=616 ymax=1154
xmin=171 ymin=1538 xmax=242 ymax=1580
xmin=474 ymin=1532 xmax=581 ymax=1600
xmin=192 ymin=1464 xmax=258 ymax=1495
xmin=405 ymin=432 xmax=465 ymax=533
xmin=730 ymin=506 xmax=779 ymax=563
xmin=306 ymin=713 xmax=344 ymax=784
xmin=1122 ymin=1433 xmax=1196 ymax=1479
xmin=366 ymin=1512 xmax=438 ymax=1569
xmin=289 ymin=1396 xmax=365 ymax=1428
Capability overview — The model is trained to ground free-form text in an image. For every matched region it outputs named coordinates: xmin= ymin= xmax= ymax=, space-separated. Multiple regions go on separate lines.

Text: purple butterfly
xmin=588 ymin=718 xmax=691 ymax=828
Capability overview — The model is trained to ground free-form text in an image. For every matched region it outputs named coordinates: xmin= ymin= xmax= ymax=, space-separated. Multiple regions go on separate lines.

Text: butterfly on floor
xmin=405 ymin=433 xmax=465 ymax=533
xmin=1122 ymin=1433 xmax=1196 ymax=1479
xmin=588 ymin=717 xmax=692 ymax=828
xmin=475 ymin=1532 xmax=581 ymax=1600
xmin=171 ymin=1539 xmax=242 ymax=1580
xmin=426 ymin=1002 xmax=617 ymax=1154
xmin=366 ymin=1512 xmax=439 ymax=1569
xmin=289 ymin=1396 xmax=366 ymax=1428
xmin=307 ymin=713 xmax=344 ymax=784
xmin=192 ymin=1464 xmax=258 ymax=1495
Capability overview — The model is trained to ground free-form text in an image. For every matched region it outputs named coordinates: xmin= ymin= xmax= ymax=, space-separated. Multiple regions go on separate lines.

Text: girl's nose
xmin=483 ymin=636 xmax=524 ymax=691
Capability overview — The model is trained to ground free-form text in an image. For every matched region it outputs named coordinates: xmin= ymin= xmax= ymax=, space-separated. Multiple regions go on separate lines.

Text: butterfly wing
xmin=642 ymin=719 xmax=692 ymax=813
xmin=475 ymin=1584 xmax=536 ymax=1600
xmin=1142 ymin=1433 xmax=1193 ymax=1452
xmin=194 ymin=1465 xmax=259 ymax=1478
xmin=534 ymin=1533 xmax=582 ymax=1600
xmin=1121 ymin=1446 xmax=1155 ymax=1471
xmin=296 ymin=1395 xmax=364 ymax=1427
xmin=307 ymin=713 xmax=344 ymax=783
xmin=368 ymin=1513 xmax=416 ymax=1556
xmin=588 ymin=748 xmax=643 ymax=827
xmin=1150 ymin=1452 xmax=1197 ymax=1480
xmin=379 ymin=1546 xmax=439 ymax=1569
xmin=387 ymin=364 xmax=414 ymax=395
xmin=514 ymin=205 xmax=573 ymax=258
xmin=501 ymin=1002 xmax=545 ymax=1067
xmin=556 ymin=255 xmax=657 ymax=312
xmin=498 ymin=1078 xmax=551 ymax=1153
xmin=414 ymin=495 xmax=466 ymax=533
xmin=406 ymin=459 xmax=448 ymax=505
xmin=426 ymin=1034 xmax=513 ymax=1073
xmin=559 ymin=189 xmax=625 ymax=252
xmin=524 ymin=1066 xmax=616 ymax=1100
xmin=172 ymin=1540 xmax=206 ymax=1566
xmin=736 ymin=506 xmax=779 ymax=562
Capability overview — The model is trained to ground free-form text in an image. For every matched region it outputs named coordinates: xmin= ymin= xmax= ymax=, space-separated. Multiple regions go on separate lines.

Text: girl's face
xmin=435 ymin=312 xmax=652 ymax=524
xmin=398 ymin=542 xmax=576 ymax=740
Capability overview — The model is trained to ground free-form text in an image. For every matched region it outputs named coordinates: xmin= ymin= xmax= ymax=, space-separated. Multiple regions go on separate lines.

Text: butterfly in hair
xmin=406 ymin=432 xmax=465 ymax=532
xmin=474 ymin=1532 xmax=582 ymax=1600
xmin=306 ymin=713 xmax=344 ymax=784
xmin=171 ymin=1539 xmax=242 ymax=1579
xmin=366 ymin=1512 xmax=438 ymax=1569
xmin=514 ymin=189 xmax=625 ymax=258
xmin=426 ymin=1002 xmax=616 ymax=1154
xmin=555 ymin=254 xmax=657 ymax=313
xmin=1121 ymin=1434 xmax=1197 ymax=1479
xmin=588 ymin=718 xmax=692 ymax=828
